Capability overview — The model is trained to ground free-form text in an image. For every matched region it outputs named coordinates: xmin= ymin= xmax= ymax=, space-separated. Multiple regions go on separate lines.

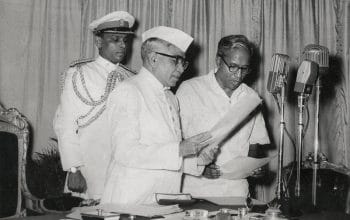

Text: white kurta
xmin=176 ymin=70 xmax=270 ymax=197
xmin=102 ymin=67 xmax=193 ymax=205
xmin=53 ymin=56 xmax=134 ymax=199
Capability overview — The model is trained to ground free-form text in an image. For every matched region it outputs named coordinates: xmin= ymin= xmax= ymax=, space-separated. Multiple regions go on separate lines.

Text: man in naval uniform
xmin=53 ymin=11 xmax=136 ymax=201
xmin=101 ymin=26 xmax=217 ymax=204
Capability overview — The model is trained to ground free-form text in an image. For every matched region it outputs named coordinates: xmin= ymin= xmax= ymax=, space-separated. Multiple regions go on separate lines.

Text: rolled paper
xmin=198 ymin=93 xmax=261 ymax=157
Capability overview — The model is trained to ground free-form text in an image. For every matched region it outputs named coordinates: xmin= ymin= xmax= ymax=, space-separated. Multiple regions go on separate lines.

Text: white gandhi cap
xmin=142 ymin=26 xmax=193 ymax=52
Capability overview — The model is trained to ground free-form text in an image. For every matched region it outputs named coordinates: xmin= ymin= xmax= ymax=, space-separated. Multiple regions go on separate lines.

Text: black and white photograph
xmin=0 ymin=0 xmax=349 ymax=220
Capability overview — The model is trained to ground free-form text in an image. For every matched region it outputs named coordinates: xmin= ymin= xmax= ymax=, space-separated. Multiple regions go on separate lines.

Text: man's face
xmin=153 ymin=44 xmax=187 ymax=87
xmin=97 ymin=33 xmax=130 ymax=64
xmin=216 ymin=48 xmax=250 ymax=91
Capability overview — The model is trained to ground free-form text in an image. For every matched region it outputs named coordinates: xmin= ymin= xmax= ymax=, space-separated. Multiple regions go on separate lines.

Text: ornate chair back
xmin=0 ymin=104 xmax=37 ymax=218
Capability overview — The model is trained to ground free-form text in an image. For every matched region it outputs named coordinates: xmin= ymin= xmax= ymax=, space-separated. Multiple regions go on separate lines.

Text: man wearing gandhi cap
xmin=101 ymin=26 xmax=217 ymax=204
xmin=53 ymin=11 xmax=136 ymax=201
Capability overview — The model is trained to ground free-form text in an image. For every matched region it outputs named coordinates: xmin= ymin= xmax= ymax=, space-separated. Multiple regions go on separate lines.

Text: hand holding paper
xmin=197 ymin=146 xmax=219 ymax=165
xmin=179 ymin=131 xmax=213 ymax=157
xmin=220 ymin=156 xmax=276 ymax=180
xmin=202 ymin=163 xmax=221 ymax=179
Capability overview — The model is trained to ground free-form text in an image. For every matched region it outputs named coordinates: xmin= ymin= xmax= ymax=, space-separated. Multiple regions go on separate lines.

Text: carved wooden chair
xmin=0 ymin=103 xmax=83 ymax=218
xmin=0 ymin=103 xmax=43 ymax=218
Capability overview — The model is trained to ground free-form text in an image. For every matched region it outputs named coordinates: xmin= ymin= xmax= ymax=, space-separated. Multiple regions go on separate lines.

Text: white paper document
xmin=220 ymin=156 xmax=275 ymax=179
xmin=66 ymin=203 xmax=182 ymax=219
xmin=197 ymin=93 xmax=262 ymax=165
xmin=209 ymin=93 xmax=261 ymax=148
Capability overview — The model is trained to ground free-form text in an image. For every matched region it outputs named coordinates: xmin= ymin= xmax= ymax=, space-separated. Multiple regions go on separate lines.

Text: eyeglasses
xmin=155 ymin=52 xmax=189 ymax=70
xmin=219 ymin=55 xmax=250 ymax=76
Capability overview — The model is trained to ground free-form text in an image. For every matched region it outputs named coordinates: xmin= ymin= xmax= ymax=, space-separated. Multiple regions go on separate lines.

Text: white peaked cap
xmin=142 ymin=26 xmax=193 ymax=52
xmin=88 ymin=11 xmax=135 ymax=34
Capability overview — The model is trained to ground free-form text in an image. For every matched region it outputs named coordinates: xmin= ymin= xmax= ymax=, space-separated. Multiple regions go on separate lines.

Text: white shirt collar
xmin=95 ymin=55 xmax=120 ymax=73
xmin=139 ymin=67 xmax=169 ymax=92
xmin=207 ymin=69 xmax=228 ymax=98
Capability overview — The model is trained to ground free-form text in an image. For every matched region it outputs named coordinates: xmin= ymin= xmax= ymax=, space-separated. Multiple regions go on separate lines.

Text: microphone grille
xmin=271 ymin=53 xmax=290 ymax=76
xmin=303 ymin=44 xmax=329 ymax=68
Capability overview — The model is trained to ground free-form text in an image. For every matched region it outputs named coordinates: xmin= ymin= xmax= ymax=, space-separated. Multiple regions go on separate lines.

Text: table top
xmin=8 ymin=210 xmax=350 ymax=220
xmin=6 ymin=197 xmax=350 ymax=220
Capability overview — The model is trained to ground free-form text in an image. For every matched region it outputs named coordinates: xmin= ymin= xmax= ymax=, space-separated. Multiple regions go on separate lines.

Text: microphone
xmin=294 ymin=60 xmax=318 ymax=94
xmin=302 ymin=44 xmax=329 ymax=76
xmin=267 ymin=53 xmax=290 ymax=94
xmin=267 ymin=53 xmax=290 ymax=205
xmin=302 ymin=44 xmax=329 ymax=206
xmin=293 ymin=59 xmax=318 ymax=199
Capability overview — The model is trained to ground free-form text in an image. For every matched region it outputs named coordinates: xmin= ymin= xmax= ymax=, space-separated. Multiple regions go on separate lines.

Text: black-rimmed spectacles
xmin=155 ymin=52 xmax=189 ymax=70
xmin=219 ymin=55 xmax=250 ymax=76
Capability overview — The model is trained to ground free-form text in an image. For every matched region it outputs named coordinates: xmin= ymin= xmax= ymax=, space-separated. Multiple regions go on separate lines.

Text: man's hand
xmin=202 ymin=163 xmax=221 ymax=179
xmin=248 ymin=144 xmax=267 ymax=178
xmin=250 ymin=167 xmax=266 ymax=178
xmin=197 ymin=146 xmax=219 ymax=165
xmin=67 ymin=170 xmax=87 ymax=193
xmin=179 ymin=132 xmax=212 ymax=157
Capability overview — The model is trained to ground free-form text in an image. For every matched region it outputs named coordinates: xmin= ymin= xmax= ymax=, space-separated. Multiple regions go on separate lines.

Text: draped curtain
xmin=0 ymin=0 xmax=349 ymax=201
xmin=0 ymin=0 xmax=81 ymax=154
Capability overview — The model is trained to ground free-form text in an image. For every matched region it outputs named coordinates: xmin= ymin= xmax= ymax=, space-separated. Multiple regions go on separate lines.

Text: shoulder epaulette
xmin=119 ymin=63 xmax=137 ymax=75
xmin=69 ymin=58 xmax=95 ymax=67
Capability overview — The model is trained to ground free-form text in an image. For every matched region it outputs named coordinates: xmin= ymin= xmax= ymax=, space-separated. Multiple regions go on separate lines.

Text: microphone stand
xmin=312 ymin=77 xmax=321 ymax=206
xmin=276 ymin=82 xmax=286 ymax=201
xmin=295 ymin=94 xmax=306 ymax=198
xmin=269 ymin=78 xmax=299 ymax=217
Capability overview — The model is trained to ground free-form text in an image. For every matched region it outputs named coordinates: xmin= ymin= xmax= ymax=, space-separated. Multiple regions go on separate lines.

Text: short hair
xmin=141 ymin=38 xmax=172 ymax=63
xmin=217 ymin=35 xmax=252 ymax=58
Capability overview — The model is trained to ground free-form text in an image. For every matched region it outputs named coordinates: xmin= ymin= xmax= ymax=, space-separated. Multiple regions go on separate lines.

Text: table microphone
xmin=293 ymin=59 xmax=318 ymax=198
xmin=302 ymin=44 xmax=329 ymax=206
xmin=303 ymin=44 xmax=329 ymax=75
xmin=294 ymin=60 xmax=318 ymax=95
xmin=267 ymin=53 xmax=290 ymax=94
xmin=266 ymin=53 xmax=290 ymax=209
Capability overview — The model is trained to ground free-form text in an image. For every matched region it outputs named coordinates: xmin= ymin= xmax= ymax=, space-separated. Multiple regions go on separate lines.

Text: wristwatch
xmin=70 ymin=167 xmax=78 ymax=173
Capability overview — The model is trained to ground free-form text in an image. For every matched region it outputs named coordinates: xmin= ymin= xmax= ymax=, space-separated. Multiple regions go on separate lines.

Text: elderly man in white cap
xmin=53 ymin=11 xmax=136 ymax=201
xmin=101 ymin=26 xmax=217 ymax=204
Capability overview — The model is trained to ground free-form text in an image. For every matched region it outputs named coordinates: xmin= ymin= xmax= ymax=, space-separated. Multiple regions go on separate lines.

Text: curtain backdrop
xmin=0 ymin=0 xmax=81 ymax=154
xmin=0 ymin=0 xmax=349 ymax=201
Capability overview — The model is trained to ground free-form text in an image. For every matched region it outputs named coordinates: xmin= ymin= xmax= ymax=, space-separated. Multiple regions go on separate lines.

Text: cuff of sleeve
xmin=62 ymin=160 xmax=84 ymax=171
xmin=69 ymin=167 xmax=78 ymax=173
xmin=183 ymin=157 xmax=205 ymax=176
xmin=58 ymin=142 xmax=84 ymax=171
xmin=69 ymin=166 xmax=83 ymax=173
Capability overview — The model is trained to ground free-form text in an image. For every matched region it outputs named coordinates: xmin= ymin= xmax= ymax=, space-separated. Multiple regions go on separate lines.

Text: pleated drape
xmin=0 ymin=0 xmax=81 ymax=155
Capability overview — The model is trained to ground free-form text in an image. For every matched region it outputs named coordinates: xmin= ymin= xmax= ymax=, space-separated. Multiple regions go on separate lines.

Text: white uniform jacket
xmin=102 ymin=67 xmax=197 ymax=205
xmin=176 ymin=70 xmax=270 ymax=197
xmin=53 ymin=56 xmax=134 ymax=199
